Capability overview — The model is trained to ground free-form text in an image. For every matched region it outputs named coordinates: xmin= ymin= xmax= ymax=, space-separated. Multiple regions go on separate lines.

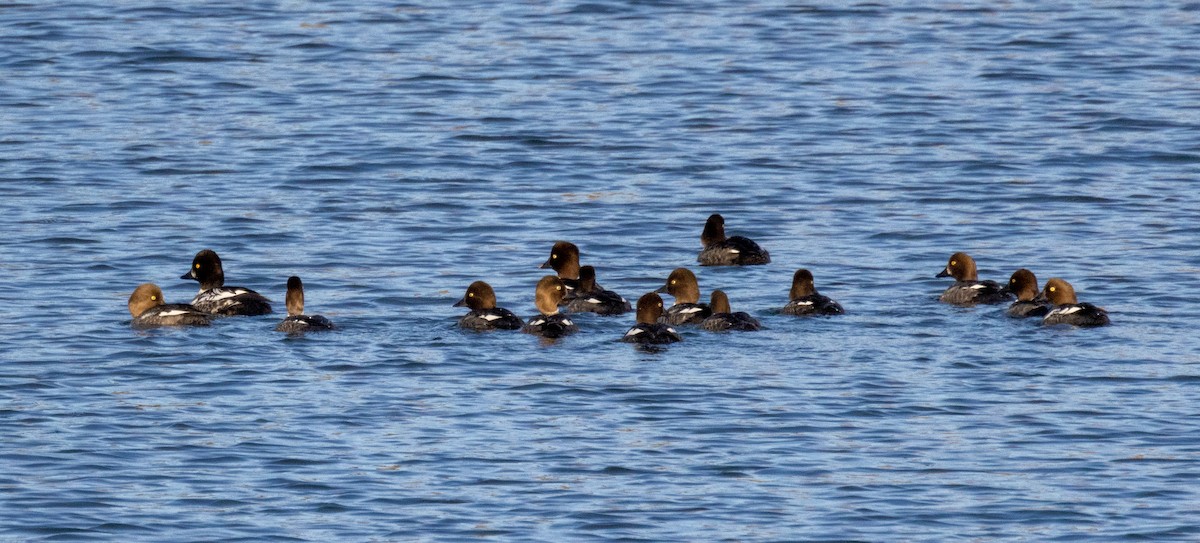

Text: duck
xmin=700 ymin=290 xmax=761 ymax=331
xmin=522 ymin=275 xmax=579 ymax=338
xmin=127 ymin=283 xmax=212 ymax=328
xmin=697 ymin=213 xmax=770 ymax=266
xmin=621 ymin=292 xmax=682 ymax=344
xmin=1002 ymin=269 xmax=1051 ymax=318
xmin=454 ymin=280 xmax=523 ymax=331
xmin=935 ymin=252 xmax=1013 ymax=305
xmin=539 ymin=241 xmax=582 ymax=302
xmin=180 ymin=249 xmax=272 ymax=316
xmin=655 ymin=267 xmax=712 ymax=325
xmin=781 ymin=269 xmax=844 ymax=316
xmin=1037 ymin=278 xmax=1110 ymax=327
xmin=275 ymin=276 xmax=335 ymax=333
xmin=566 ymin=265 xmax=632 ymax=315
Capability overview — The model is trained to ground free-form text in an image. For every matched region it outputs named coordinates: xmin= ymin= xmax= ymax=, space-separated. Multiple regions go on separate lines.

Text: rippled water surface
xmin=3 ymin=1 xmax=1200 ymax=541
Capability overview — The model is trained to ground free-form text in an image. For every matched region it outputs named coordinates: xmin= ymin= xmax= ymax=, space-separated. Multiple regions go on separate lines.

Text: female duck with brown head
xmin=522 ymin=276 xmax=579 ymax=338
xmin=454 ymin=280 xmax=522 ymax=331
xmin=1002 ymin=269 xmax=1051 ymax=318
xmin=127 ymin=283 xmax=212 ymax=328
xmin=180 ymin=249 xmax=272 ymax=316
xmin=935 ymin=252 xmax=1013 ymax=305
xmin=655 ymin=267 xmax=712 ymax=325
xmin=782 ymin=269 xmax=844 ymax=316
xmin=697 ymin=214 xmax=770 ymax=266
xmin=566 ymin=265 xmax=631 ymax=315
xmin=275 ymin=276 xmax=334 ymax=333
xmin=700 ymin=290 xmax=761 ymax=332
xmin=539 ymin=241 xmax=582 ymax=301
xmin=1036 ymin=278 xmax=1110 ymax=327
xmin=621 ymin=292 xmax=682 ymax=344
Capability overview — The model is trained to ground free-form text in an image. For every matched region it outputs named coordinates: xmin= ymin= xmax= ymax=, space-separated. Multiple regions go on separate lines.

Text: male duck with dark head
xmin=782 ymin=269 xmax=844 ymax=316
xmin=181 ymin=249 xmax=272 ymax=316
xmin=935 ymin=252 xmax=1013 ymax=305
xmin=522 ymin=275 xmax=579 ymax=338
xmin=275 ymin=276 xmax=334 ymax=333
xmin=655 ymin=267 xmax=712 ymax=325
xmin=621 ymin=292 xmax=682 ymax=344
xmin=1002 ymin=269 xmax=1051 ymax=318
xmin=539 ymin=241 xmax=582 ymax=301
xmin=454 ymin=280 xmax=523 ymax=331
xmin=697 ymin=213 xmax=770 ymax=266
xmin=1036 ymin=278 xmax=1110 ymax=327
xmin=700 ymin=289 xmax=761 ymax=332
xmin=127 ymin=283 xmax=212 ymax=328
xmin=566 ymin=265 xmax=631 ymax=315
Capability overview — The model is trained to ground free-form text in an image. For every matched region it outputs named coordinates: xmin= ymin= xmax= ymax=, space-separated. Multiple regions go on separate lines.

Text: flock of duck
xmin=126 ymin=213 xmax=1110 ymax=342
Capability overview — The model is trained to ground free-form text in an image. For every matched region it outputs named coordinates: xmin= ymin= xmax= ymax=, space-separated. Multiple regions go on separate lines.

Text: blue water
xmin=3 ymin=1 xmax=1200 ymax=541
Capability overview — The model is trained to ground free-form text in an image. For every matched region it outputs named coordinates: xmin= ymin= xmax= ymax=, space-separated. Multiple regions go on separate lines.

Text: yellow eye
xmin=468 ymin=292 xmax=474 ymax=297
xmin=551 ymin=254 xmax=557 ymax=259
xmin=151 ymin=295 xmax=157 ymax=301
xmin=1049 ymin=286 xmax=1056 ymax=292
xmin=671 ymin=279 xmax=677 ymax=285
xmin=950 ymin=260 xmax=957 ymax=266
xmin=658 ymin=302 xmax=663 ymax=308
xmin=556 ymin=285 xmax=561 ymax=291
xmin=1010 ymin=278 xmax=1016 ymax=284
xmin=194 ymin=263 xmax=200 ymax=269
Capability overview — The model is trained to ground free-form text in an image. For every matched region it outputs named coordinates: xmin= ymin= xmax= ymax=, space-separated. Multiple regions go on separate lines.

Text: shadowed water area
xmin=3 ymin=1 xmax=1200 ymax=541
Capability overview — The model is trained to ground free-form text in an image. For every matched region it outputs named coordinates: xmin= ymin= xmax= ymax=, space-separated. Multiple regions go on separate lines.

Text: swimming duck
xmin=539 ymin=241 xmax=582 ymax=301
xmin=127 ymin=283 xmax=212 ymax=328
xmin=1037 ymin=278 xmax=1110 ymax=327
xmin=275 ymin=276 xmax=334 ymax=333
xmin=566 ymin=265 xmax=632 ymax=315
xmin=522 ymin=275 xmax=579 ymax=338
xmin=782 ymin=269 xmax=844 ymax=316
xmin=454 ymin=280 xmax=523 ymax=331
xmin=935 ymin=252 xmax=1013 ymax=305
xmin=697 ymin=213 xmax=770 ymax=266
xmin=655 ymin=267 xmax=712 ymax=325
xmin=1002 ymin=269 xmax=1051 ymax=318
xmin=700 ymin=289 xmax=761 ymax=332
xmin=180 ymin=249 xmax=272 ymax=316
xmin=621 ymin=292 xmax=682 ymax=344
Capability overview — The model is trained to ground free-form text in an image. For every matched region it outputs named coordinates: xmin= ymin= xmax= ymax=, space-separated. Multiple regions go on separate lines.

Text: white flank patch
xmin=729 ymin=249 xmax=740 ymax=254
xmin=586 ymin=298 xmax=602 ymax=304
xmin=794 ymin=301 xmax=814 ymax=306
xmin=209 ymin=289 xmax=246 ymax=301
xmin=158 ymin=309 xmax=190 ymax=317
xmin=970 ymin=284 xmax=988 ymax=290
xmin=530 ymin=318 xmax=545 ymax=326
xmin=1058 ymin=306 xmax=1083 ymax=315
xmin=562 ymin=319 xmax=573 ymax=326
xmin=483 ymin=314 xmax=502 ymax=321
xmin=625 ymin=328 xmax=643 ymax=336
xmin=667 ymin=327 xmax=677 ymax=334
xmin=679 ymin=307 xmax=704 ymax=314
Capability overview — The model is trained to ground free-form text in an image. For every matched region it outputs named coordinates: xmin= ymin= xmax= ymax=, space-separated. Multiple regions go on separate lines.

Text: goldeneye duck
xmin=1002 ymin=268 xmax=1050 ymax=318
xmin=539 ymin=240 xmax=582 ymax=302
xmin=180 ymin=249 xmax=272 ymax=316
xmin=782 ymin=269 xmax=844 ymax=316
xmin=454 ymin=280 xmax=522 ymax=331
xmin=1037 ymin=278 xmax=1110 ymax=327
xmin=697 ymin=213 xmax=770 ymax=266
xmin=700 ymin=289 xmax=761 ymax=332
xmin=566 ymin=265 xmax=632 ymax=315
xmin=127 ymin=283 xmax=212 ymax=328
xmin=275 ymin=276 xmax=334 ymax=333
xmin=935 ymin=252 xmax=1013 ymax=305
xmin=522 ymin=276 xmax=579 ymax=338
xmin=655 ymin=267 xmax=712 ymax=325
xmin=622 ymin=292 xmax=682 ymax=344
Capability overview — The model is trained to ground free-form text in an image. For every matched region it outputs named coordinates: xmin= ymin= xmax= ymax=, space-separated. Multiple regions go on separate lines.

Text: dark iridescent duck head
xmin=789 ymin=269 xmax=817 ymax=299
xmin=936 ymin=252 xmax=979 ymax=281
xmin=128 ymin=283 xmax=166 ymax=318
xmin=635 ymin=292 xmax=667 ymax=325
xmin=181 ymin=249 xmax=226 ymax=290
xmin=1005 ymin=269 xmax=1040 ymax=301
xmin=539 ymin=241 xmax=581 ymax=279
xmin=534 ymin=275 xmax=568 ymax=315
xmin=656 ymin=267 xmax=701 ymax=304
xmin=701 ymin=213 xmax=727 ymax=246
xmin=454 ymin=280 xmax=500 ymax=311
